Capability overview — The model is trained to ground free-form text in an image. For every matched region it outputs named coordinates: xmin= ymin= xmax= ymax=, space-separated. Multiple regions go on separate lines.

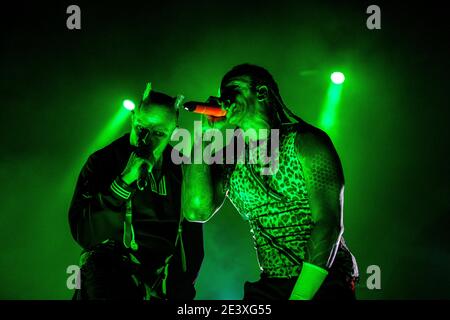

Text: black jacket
xmin=68 ymin=134 xmax=204 ymax=299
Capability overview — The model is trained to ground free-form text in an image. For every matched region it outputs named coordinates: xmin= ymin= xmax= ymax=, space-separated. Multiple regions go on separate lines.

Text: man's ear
xmin=256 ymin=85 xmax=269 ymax=102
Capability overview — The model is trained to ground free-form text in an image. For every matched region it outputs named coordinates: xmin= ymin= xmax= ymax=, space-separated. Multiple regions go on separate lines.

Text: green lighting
xmin=90 ymin=108 xmax=130 ymax=151
xmin=62 ymin=104 xmax=131 ymax=207
xmin=123 ymin=99 xmax=136 ymax=111
xmin=330 ymin=72 xmax=345 ymax=84
xmin=319 ymin=82 xmax=344 ymax=131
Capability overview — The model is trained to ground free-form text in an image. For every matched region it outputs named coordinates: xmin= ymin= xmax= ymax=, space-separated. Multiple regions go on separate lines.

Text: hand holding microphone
xmin=121 ymin=128 xmax=155 ymax=189
xmin=120 ymin=153 xmax=149 ymax=184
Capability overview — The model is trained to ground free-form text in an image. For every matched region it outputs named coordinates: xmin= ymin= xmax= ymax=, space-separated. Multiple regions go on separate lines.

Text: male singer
xmin=69 ymin=88 xmax=204 ymax=300
xmin=182 ymin=64 xmax=358 ymax=300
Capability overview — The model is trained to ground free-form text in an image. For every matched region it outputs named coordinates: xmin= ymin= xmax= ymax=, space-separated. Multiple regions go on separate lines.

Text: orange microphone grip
xmin=193 ymin=105 xmax=227 ymax=117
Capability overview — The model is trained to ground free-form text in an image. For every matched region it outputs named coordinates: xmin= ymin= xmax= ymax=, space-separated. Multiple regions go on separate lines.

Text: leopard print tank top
xmin=227 ymin=124 xmax=314 ymax=277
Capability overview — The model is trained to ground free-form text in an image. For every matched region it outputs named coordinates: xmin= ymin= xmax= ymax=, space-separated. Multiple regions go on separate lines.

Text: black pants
xmin=243 ymin=271 xmax=357 ymax=300
xmin=73 ymin=241 xmax=164 ymax=300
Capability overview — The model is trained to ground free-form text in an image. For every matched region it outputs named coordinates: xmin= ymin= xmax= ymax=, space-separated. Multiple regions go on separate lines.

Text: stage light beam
xmin=319 ymin=72 xmax=346 ymax=132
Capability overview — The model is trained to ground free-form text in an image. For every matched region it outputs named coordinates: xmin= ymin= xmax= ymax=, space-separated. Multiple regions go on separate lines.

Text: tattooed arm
xmin=289 ymin=125 xmax=344 ymax=300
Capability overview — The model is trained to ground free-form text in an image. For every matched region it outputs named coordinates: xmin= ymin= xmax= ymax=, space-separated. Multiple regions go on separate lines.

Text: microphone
xmin=137 ymin=162 xmax=149 ymax=191
xmin=183 ymin=96 xmax=227 ymax=118
xmin=135 ymin=128 xmax=152 ymax=191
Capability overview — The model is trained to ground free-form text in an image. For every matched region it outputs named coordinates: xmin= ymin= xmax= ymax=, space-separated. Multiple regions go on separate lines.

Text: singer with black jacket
xmin=68 ymin=87 xmax=204 ymax=300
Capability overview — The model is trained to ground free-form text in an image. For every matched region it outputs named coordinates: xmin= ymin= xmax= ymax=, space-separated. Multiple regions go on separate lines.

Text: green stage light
xmin=331 ymin=72 xmax=345 ymax=84
xmin=123 ymin=99 xmax=135 ymax=111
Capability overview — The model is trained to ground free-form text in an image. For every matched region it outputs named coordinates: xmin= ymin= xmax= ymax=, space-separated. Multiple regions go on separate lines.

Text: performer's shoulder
xmin=285 ymin=120 xmax=334 ymax=152
xmin=282 ymin=120 xmax=329 ymax=140
xmin=87 ymin=134 xmax=130 ymax=163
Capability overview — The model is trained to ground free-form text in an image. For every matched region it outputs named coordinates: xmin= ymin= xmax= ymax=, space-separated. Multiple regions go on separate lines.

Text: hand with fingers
xmin=121 ymin=152 xmax=155 ymax=186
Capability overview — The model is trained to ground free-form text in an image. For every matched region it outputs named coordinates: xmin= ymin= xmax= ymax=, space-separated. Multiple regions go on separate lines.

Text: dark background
xmin=1 ymin=0 xmax=449 ymax=299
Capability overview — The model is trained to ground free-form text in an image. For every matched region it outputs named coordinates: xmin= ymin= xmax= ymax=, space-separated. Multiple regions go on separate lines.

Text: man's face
xmin=130 ymin=104 xmax=177 ymax=160
xmin=220 ymin=76 xmax=269 ymax=130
